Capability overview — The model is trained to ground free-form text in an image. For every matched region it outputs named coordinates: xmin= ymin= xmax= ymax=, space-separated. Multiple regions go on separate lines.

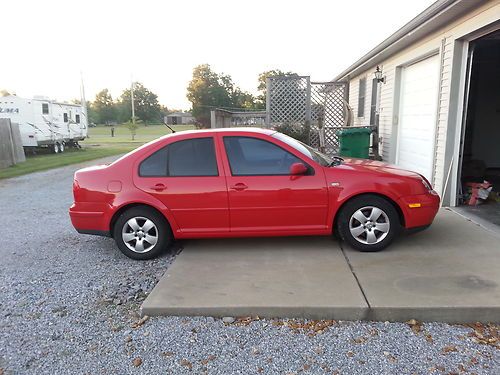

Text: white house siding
xmin=346 ymin=0 xmax=500 ymax=198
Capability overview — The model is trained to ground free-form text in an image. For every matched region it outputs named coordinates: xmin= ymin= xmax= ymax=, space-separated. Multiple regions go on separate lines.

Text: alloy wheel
xmin=121 ymin=216 xmax=158 ymax=253
xmin=349 ymin=206 xmax=390 ymax=245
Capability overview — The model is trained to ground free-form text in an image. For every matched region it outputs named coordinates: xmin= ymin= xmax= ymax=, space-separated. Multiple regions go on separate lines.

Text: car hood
xmin=335 ymin=158 xmax=422 ymax=178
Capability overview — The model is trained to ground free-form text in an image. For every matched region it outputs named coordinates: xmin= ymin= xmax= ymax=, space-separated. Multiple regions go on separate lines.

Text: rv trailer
xmin=0 ymin=95 xmax=88 ymax=153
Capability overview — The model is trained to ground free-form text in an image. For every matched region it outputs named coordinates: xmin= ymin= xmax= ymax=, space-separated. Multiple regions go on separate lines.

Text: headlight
xmin=419 ymin=175 xmax=433 ymax=191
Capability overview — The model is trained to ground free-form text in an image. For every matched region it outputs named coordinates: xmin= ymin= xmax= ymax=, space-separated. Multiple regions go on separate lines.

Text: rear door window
xmin=139 ymin=147 xmax=168 ymax=177
xmin=168 ymin=138 xmax=218 ymax=176
xmin=139 ymin=137 xmax=218 ymax=177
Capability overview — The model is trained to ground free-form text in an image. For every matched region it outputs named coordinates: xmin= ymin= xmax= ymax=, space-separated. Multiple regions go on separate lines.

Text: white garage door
xmin=396 ymin=55 xmax=440 ymax=181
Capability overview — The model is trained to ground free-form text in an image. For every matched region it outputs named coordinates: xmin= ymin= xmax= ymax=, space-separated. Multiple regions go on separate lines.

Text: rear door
xmin=219 ymin=134 xmax=329 ymax=233
xmin=134 ymin=136 xmax=229 ymax=234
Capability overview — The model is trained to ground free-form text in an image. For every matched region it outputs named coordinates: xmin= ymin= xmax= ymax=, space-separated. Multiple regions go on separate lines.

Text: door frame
xmin=444 ymin=21 xmax=500 ymax=207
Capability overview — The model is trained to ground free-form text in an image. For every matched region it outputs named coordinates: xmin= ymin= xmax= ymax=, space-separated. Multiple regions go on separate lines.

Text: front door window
xmin=224 ymin=136 xmax=305 ymax=176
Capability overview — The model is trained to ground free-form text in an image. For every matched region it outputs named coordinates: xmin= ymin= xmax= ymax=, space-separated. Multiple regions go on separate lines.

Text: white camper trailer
xmin=0 ymin=95 xmax=88 ymax=153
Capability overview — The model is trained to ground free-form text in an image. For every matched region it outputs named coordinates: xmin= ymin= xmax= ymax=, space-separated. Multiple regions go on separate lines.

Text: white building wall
xmin=345 ymin=0 xmax=500 ymax=198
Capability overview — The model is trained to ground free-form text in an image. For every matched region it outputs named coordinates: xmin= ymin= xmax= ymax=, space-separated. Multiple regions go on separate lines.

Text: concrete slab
xmin=452 ymin=204 xmax=500 ymax=237
xmin=142 ymin=237 xmax=368 ymax=320
xmin=343 ymin=209 xmax=500 ymax=323
xmin=143 ymin=209 xmax=500 ymax=323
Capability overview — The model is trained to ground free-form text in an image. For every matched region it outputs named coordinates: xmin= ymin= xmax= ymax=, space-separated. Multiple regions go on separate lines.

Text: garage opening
xmin=456 ymin=30 xmax=500 ymax=227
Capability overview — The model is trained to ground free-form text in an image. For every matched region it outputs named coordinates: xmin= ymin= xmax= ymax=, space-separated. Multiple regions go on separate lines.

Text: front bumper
xmin=398 ymin=191 xmax=440 ymax=229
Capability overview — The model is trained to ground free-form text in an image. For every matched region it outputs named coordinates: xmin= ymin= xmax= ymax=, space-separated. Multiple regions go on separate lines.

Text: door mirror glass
xmin=289 ymin=162 xmax=308 ymax=175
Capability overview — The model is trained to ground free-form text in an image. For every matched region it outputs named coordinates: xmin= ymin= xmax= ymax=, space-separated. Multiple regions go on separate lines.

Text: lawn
xmin=81 ymin=123 xmax=194 ymax=145
xmin=0 ymin=124 xmax=195 ymax=180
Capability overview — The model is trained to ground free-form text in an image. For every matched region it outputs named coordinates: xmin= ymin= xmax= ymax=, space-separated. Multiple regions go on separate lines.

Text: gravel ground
xmin=0 ymin=157 xmax=498 ymax=374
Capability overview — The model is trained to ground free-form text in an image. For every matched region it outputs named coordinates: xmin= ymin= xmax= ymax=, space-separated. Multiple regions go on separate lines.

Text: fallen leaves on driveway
xmin=406 ymin=319 xmax=423 ymax=334
xmin=441 ymin=345 xmax=458 ymax=354
xmin=463 ymin=322 xmax=499 ymax=348
xmin=132 ymin=357 xmax=142 ymax=367
xmin=383 ymin=351 xmax=397 ymax=363
xmin=180 ymin=358 xmax=193 ymax=370
xmin=271 ymin=319 xmax=337 ymax=335
xmin=130 ymin=315 xmax=149 ymax=329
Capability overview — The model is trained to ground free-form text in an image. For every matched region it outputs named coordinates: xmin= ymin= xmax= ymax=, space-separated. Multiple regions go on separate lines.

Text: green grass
xmin=82 ymin=124 xmax=195 ymax=144
xmin=0 ymin=124 xmax=196 ymax=180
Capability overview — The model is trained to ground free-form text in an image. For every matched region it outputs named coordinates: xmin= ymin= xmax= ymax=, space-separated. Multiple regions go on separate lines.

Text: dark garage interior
xmin=457 ymin=29 xmax=500 ymax=226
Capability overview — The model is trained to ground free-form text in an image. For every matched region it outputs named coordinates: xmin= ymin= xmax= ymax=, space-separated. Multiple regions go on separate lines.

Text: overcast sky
xmin=1 ymin=0 xmax=435 ymax=110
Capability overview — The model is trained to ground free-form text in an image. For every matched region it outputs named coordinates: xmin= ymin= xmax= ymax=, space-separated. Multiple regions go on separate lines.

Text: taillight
xmin=73 ymin=179 xmax=80 ymax=201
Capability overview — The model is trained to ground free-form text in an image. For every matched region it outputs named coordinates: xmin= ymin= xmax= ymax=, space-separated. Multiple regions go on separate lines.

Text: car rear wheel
xmin=336 ymin=195 xmax=400 ymax=252
xmin=113 ymin=206 xmax=172 ymax=260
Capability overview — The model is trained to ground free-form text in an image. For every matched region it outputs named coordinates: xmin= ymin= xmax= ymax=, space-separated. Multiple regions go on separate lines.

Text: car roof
xmin=168 ymin=127 xmax=275 ymax=137
xmin=153 ymin=127 xmax=276 ymax=143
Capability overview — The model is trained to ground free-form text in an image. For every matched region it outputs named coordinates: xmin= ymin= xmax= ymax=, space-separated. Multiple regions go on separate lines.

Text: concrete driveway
xmin=142 ymin=209 xmax=500 ymax=323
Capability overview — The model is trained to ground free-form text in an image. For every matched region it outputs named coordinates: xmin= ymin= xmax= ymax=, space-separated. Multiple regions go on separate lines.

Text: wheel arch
xmin=109 ymin=203 xmax=174 ymax=238
xmin=333 ymin=192 xmax=406 ymax=232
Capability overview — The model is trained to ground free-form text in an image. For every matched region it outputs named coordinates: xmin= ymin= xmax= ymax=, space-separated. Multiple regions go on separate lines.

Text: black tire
xmin=336 ymin=195 xmax=401 ymax=252
xmin=113 ymin=206 xmax=172 ymax=260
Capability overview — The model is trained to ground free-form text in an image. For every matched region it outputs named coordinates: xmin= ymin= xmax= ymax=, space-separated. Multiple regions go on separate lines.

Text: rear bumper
xmin=69 ymin=202 xmax=112 ymax=236
xmin=76 ymin=228 xmax=111 ymax=237
xmin=398 ymin=191 xmax=440 ymax=229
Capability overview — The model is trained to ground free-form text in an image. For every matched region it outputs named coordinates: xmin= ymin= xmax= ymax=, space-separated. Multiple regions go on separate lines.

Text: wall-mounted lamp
xmin=374 ymin=65 xmax=386 ymax=84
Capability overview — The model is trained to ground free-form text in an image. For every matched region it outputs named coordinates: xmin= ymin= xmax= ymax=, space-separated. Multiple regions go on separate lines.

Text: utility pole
xmin=131 ymin=78 xmax=135 ymax=124
xmin=80 ymin=71 xmax=87 ymax=127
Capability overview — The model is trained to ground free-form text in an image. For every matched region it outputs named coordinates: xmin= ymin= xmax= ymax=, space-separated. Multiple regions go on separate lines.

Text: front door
xmin=219 ymin=135 xmax=328 ymax=232
xmin=134 ymin=136 xmax=229 ymax=234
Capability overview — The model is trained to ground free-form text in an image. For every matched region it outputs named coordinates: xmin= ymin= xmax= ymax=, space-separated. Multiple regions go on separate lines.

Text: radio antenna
xmin=163 ymin=117 xmax=176 ymax=133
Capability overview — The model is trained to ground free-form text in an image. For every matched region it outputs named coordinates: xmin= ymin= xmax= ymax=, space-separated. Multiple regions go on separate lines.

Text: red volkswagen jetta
xmin=69 ymin=128 xmax=440 ymax=260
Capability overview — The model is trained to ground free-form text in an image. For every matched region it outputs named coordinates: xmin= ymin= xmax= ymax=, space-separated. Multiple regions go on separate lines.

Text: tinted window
xmin=139 ymin=138 xmax=218 ymax=177
xmin=42 ymin=103 xmax=49 ymax=114
xmin=224 ymin=137 xmax=303 ymax=176
xmin=139 ymin=147 xmax=168 ymax=177
xmin=168 ymin=138 xmax=217 ymax=176
xmin=63 ymin=113 xmax=68 ymax=123
xmin=76 ymin=114 xmax=80 ymax=124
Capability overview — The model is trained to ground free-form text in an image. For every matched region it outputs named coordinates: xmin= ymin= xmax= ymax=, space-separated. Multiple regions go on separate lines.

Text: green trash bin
xmin=338 ymin=127 xmax=371 ymax=159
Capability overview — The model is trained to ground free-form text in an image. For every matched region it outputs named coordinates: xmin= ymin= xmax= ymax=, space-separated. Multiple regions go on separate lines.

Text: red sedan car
xmin=69 ymin=128 xmax=440 ymax=260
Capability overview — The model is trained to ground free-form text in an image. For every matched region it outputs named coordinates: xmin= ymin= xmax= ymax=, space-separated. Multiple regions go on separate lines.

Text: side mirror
xmin=290 ymin=162 xmax=308 ymax=176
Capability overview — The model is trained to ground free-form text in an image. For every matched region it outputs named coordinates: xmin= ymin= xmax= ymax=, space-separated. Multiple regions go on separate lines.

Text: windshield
xmin=271 ymin=132 xmax=334 ymax=166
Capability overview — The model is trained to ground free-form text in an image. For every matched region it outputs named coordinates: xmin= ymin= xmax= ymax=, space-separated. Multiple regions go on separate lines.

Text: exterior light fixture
xmin=374 ymin=65 xmax=386 ymax=83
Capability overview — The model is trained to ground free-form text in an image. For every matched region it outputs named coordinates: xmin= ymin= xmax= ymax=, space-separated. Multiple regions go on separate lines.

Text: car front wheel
xmin=113 ymin=206 xmax=172 ymax=260
xmin=336 ymin=195 xmax=400 ymax=252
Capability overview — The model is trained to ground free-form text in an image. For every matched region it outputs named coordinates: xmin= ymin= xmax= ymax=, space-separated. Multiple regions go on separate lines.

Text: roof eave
xmin=333 ymin=0 xmax=486 ymax=82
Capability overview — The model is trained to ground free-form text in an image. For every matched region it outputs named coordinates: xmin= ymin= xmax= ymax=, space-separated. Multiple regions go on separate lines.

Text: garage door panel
xmin=396 ymin=55 xmax=440 ymax=180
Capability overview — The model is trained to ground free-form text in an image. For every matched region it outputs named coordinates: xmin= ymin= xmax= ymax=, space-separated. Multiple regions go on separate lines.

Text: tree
xmin=187 ymin=64 xmax=232 ymax=127
xmin=125 ymin=120 xmax=139 ymax=140
xmin=119 ymin=83 xmax=161 ymax=124
xmin=186 ymin=64 xmax=257 ymax=127
xmin=255 ymin=70 xmax=298 ymax=109
xmin=92 ymin=89 xmax=116 ymax=124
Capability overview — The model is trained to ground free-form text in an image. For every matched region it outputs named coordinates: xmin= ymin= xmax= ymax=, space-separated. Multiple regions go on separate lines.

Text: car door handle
xmin=230 ymin=183 xmax=248 ymax=191
xmin=151 ymin=183 xmax=167 ymax=192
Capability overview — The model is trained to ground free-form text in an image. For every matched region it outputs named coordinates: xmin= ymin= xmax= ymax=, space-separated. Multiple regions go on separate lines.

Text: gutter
xmin=333 ymin=0 xmax=485 ymax=81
